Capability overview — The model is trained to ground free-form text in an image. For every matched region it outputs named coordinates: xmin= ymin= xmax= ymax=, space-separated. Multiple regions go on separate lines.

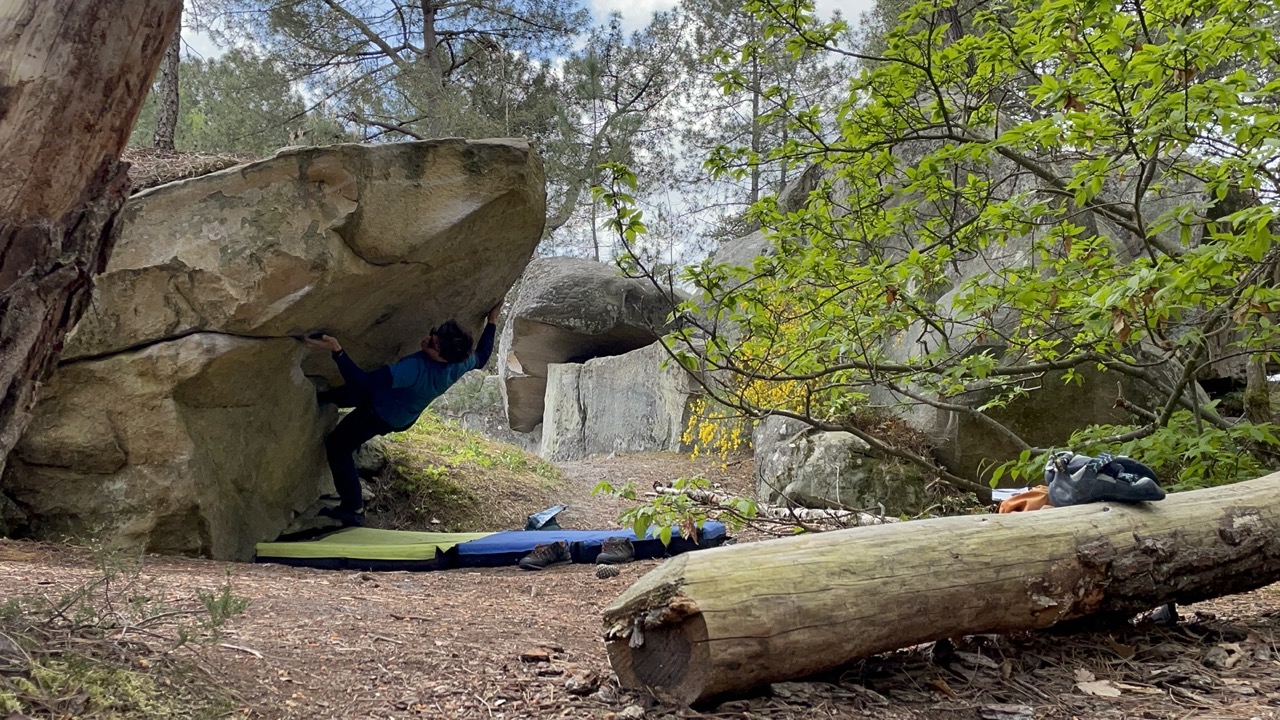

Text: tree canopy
xmin=608 ymin=0 xmax=1280 ymax=492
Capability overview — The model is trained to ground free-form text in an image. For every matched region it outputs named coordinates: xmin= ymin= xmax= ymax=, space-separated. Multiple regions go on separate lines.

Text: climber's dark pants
xmin=322 ymin=386 xmax=396 ymax=512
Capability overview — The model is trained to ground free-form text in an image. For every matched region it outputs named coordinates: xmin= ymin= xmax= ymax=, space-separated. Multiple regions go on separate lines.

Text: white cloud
xmin=819 ymin=0 xmax=878 ymax=22
xmin=181 ymin=27 xmax=225 ymax=60
xmin=588 ymin=0 xmax=675 ymax=31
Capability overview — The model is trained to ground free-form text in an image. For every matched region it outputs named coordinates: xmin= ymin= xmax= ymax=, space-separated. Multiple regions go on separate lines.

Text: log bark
xmin=0 ymin=1 xmax=182 ymax=476
xmin=603 ymin=472 xmax=1280 ymax=705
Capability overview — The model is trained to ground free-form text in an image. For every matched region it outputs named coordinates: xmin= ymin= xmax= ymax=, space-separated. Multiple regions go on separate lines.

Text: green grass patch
xmin=368 ymin=412 xmax=564 ymax=532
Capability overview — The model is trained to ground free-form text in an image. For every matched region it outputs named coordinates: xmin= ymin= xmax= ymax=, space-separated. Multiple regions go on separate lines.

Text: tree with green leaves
xmin=672 ymin=0 xmax=853 ymax=243
xmin=541 ymin=13 xmax=685 ymax=259
xmin=193 ymin=0 xmax=588 ymax=139
xmin=131 ymin=47 xmax=345 ymax=156
xmin=612 ymin=0 xmax=1280 ymax=495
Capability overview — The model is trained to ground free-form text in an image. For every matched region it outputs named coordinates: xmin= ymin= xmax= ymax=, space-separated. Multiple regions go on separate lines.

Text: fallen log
xmin=602 ymin=471 xmax=1280 ymax=705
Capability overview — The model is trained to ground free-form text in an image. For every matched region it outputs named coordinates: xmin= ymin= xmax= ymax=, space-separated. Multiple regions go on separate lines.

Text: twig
xmin=650 ymin=483 xmax=898 ymax=527
xmin=219 ymin=643 xmax=264 ymax=659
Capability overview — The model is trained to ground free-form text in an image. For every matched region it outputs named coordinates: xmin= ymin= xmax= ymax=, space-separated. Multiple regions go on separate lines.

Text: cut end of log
xmin=602 ymin=556 xmax=717 ymax=704
xmin=603 ymin=589 xmax=710 ymax=705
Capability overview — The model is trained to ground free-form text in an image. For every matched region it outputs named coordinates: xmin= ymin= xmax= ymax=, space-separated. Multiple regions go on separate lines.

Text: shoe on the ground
xmin=317 ymin=506 xmax=365 ymax=527
xmin=596 ymin=537 xmax=635 ymax=565
xmin=1045 ymin=451 xmax=1165 ymax=506
xmin=518 ymin=540 xmax=570 ymax=571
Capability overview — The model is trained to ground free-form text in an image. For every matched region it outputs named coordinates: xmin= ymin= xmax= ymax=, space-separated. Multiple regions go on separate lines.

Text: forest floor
xmin=1 ymin=451 xmax=1280 ymax=719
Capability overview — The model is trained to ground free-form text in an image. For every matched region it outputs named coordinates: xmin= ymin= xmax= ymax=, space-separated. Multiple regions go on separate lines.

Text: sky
xmin=182 ymin=0 xmax=876 ymax=58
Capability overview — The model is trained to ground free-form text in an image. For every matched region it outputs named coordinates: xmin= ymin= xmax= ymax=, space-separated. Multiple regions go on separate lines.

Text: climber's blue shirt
xmin=372 ymin=352 xmax=476 ymax=429
xmin=330 ymin=322 xmax=496 ymax=431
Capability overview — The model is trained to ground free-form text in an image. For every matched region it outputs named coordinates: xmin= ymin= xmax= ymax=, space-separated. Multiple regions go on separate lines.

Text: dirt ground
xmin=2 ymin=452 xmax=1280 ymax=720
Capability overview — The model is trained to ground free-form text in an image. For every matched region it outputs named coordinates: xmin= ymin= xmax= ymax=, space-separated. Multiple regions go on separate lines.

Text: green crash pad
xmin=255 ymin=527 xmax=495 ymax=567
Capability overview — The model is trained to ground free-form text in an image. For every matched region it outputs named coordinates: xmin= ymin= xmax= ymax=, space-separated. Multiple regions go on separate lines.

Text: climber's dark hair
xmin=432 ymin=320 xmax=473 ymax=363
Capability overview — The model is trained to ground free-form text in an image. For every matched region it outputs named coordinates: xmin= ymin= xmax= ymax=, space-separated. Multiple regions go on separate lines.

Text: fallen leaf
xmin=929 ymin=677 xmax=958 ymax=699
xmin=1113 ymin=682 xmax=1162 ymax=695
xmin=1077 ymin=680 xmax=1122 ymax=697
xmin=1106 ymin=636 xmax=1135 ymax=660
xmin=1074 ymin=668 xmax=1096 ymax=683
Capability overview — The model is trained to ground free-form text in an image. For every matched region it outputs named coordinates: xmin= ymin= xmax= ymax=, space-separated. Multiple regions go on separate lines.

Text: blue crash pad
xmin=452 ymin=521 xmax=729 ymax=567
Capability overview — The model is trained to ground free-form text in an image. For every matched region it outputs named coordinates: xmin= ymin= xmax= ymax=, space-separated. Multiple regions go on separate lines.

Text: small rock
xmin=565 ymin=670 xmax=601 ymax=695
xmin=617 ymin=705 xmax=645 ymax=720
xmin=520 ymin=649 xmax=552 ymax=663
xmin=593 ymin=685 xmax=619 ymax=703
xmin=980 ymin=704 xmax=1035 ymax=720
xmin=1202 ymin=646 xmax=1231 ymax=670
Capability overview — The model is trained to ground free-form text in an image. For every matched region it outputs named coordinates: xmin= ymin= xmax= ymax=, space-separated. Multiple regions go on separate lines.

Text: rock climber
xmin=304 ymin=304 xmax=501 ymax=525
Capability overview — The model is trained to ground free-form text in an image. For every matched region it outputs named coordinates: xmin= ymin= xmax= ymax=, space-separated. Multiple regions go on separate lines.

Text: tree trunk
xmin=748 ymin=53 xmax=761 ymax=205
xmin=603 ymin=472 xmax=1280 ymax=705
xmin=0 ymin=1 xmax=182 ymax=477
xmin=1244 ymin=353 xmax=1271 ymax=424
xmin=153 ymin=15 xmax=182 ymax=150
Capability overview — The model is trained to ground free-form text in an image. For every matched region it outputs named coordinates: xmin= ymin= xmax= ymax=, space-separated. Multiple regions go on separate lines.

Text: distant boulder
xmin=498 ymin=258 xmax=684 ymax=432
xmin=539 ymin=343 xmax=700 ymax=461
xmin=753 ymin=415 xmax=932 ymax=515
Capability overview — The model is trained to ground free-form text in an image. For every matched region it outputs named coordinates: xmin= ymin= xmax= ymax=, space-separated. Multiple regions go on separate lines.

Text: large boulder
xmin=539 ymin=342 xmax=699 ymax=461
xmin=2 ymin=138 xmax=546 ymax=560
xmin=753 ymin=415 xmax=931 ymax=515
xmin=499 ymin=258 xmax=682 ymax=432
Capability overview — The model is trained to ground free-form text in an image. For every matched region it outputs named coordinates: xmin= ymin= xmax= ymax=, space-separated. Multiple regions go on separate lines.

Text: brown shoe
xmin=518 ymin=540 xmax=570 ymax=570
xmin=596 ymin=537 xmax=635 ymax=565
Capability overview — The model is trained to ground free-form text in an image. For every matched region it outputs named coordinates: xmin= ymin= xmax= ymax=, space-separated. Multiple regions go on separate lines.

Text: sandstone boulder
xmin=753 ymin=415 xmax=932 ymax=515
xmin=499 ymin=258 xmax=682 ymax=432
xmin=3 ymin=138 xmax=546 ymax=560
xmin=539 ymin=342 xmax=699 ymax=462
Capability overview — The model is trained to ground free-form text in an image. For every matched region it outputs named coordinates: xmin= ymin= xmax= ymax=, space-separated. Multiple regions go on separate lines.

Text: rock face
xmin=753 ymin=416 xmax=931 ymax=515
xmin=3 ymin=139 xmax=546 ymax=560
xmin=539 ymin=343 xmax=699 ymax=462
xmin=499 ymin=258 xmax=682 ymax=432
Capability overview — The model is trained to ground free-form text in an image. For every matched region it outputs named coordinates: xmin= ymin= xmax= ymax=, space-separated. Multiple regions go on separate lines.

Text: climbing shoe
xmin=1044 ymin=451 xmax=1165 ymax=507
xmin=318 ymin=506 xmax=366 ymax=527
xmin=595 ymin=537 xmax=636 ymax=565
xmin=518 ymin=540 xmax=570 ymax=571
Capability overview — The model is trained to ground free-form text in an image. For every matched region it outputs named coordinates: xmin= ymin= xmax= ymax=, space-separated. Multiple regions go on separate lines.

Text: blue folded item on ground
xmin=525 ymin=504 xmax=567 ymax=530
xmin=1044 ymin=451 xmax=1165 ymax=506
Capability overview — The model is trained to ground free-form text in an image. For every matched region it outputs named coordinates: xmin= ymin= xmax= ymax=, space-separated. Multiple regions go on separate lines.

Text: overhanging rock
xmin=3 ymin=139 xmax=546 ymax=560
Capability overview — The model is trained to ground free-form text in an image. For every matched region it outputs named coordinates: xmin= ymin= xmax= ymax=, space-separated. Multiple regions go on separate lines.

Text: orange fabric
xmin=998 ymin=485 xmax=1053 ymax=513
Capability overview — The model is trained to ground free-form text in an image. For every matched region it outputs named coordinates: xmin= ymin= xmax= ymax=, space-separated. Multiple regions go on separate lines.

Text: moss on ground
xmin=368 ymin=412 xmax=564 ymax=532
xmin=0 ymin=558 xmax=244 ymax=719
